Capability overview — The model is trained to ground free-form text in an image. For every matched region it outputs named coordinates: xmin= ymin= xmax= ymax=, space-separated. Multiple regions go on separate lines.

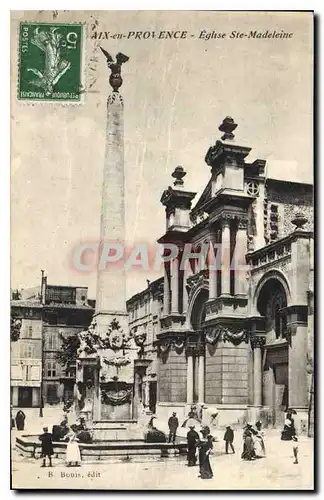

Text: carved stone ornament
xmin=250 ymin=336 xmax=266 ymax=349
xmin=219 ymin=116 xmax=238 ymax=141
xmin=158 ymin=339 xmax=171 ymax=354
xmin=134 ymin=330 xmax=147 ymax=347
xmin=237 ymin=217 xmax=248 ymax=230
xmin=107 ymin=319 xmax=127 ymax=350
xmin=205 ymin=326 xmax=248 ymax=345
xmin=100 ymin=382 xmax=133 ymax=406
xmin=223 ymin=328 xmax=249 ymax=345
xmin=158 ymin=337 xmax=185 ymax=354
xmin=205 ymin=327 xmax=223 ymax=345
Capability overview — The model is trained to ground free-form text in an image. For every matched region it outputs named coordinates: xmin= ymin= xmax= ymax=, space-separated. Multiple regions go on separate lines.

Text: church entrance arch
xmin=256 ymin=277 xmax=289 ymax=427
xmin=190 ymin=289 xmax=208 ymax=331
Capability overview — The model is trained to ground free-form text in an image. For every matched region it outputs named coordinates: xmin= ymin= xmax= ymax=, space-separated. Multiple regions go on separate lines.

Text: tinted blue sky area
xmin=11 ymin=11 xmax=313 ymax=299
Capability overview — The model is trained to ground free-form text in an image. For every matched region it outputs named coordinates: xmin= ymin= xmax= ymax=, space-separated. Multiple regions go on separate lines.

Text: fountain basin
xmin=15 ymin=435 xmax=187 ymax=462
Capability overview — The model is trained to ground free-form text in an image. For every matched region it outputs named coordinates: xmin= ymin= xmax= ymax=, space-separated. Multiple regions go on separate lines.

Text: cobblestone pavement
xmin=11 ymin=430 xmax=314 ymax=490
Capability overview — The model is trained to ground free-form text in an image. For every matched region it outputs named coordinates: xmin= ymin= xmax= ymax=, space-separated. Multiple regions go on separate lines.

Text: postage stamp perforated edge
xmin=16 ymin=21 xmax=87 ymax=106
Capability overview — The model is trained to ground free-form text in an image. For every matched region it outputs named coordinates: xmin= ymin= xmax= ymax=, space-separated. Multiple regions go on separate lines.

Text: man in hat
xmin=168 ymin=412 xmax=179 ymax=444
xmin=187 ymin=425 xmax=199 ymax=466
xmin=223 ymin=425 xmax=235 ymax=454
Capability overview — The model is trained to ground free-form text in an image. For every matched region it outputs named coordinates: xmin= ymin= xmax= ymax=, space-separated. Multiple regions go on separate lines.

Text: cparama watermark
xmin=69 ymin=241 xmax=249 ymax=275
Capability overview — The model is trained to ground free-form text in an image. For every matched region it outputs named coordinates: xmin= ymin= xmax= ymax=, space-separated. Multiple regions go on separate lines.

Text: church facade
xmin=153 ymin=117 xmax=313 ymax=434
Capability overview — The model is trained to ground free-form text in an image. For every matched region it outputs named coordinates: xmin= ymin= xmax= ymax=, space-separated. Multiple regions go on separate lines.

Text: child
xmin=39 ymin=426 xmax=54 ymax=467
xmin=224 ymin=425 xmax=235 ymax=454
xmin=292 ymin=436 xmax=299 ymax=464
xmin=66 ymin=430 xmax=81 ymax=467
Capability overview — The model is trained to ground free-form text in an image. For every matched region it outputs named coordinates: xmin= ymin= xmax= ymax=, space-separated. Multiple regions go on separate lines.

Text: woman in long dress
xmin=241 ymin=425 xmax=256 ymax=461
xmin=15 ymin=410 xmax=26 ymax=431
xmin=66 ymin=431 xmax=81 ymax=467
xmin=198 ymin=426 xmax=214 ymax=479
xmin=253 ymin=421 xmax=266 ymax=458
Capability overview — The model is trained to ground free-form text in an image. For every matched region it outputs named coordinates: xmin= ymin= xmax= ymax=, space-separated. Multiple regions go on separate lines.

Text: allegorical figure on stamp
xmin=100 ymin=47 xmax=129 ymax=91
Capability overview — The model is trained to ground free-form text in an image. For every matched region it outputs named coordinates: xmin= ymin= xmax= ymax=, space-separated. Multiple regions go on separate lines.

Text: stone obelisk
xmin=94 ymin=49 xmax=129 ymax=335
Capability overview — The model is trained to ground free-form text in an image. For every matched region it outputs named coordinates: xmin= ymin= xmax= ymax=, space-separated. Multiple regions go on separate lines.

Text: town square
xmin=10 ymin=10 xmax=314 ymax=491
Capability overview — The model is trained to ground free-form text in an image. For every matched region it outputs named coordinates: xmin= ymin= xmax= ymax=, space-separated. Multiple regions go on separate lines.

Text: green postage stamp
xmin=18 ymin=22 xmax=83 ymax=102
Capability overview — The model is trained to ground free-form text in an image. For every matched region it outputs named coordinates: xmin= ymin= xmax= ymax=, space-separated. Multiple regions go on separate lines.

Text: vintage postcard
xmin=10 ymin=10 xmax=314 ymax=490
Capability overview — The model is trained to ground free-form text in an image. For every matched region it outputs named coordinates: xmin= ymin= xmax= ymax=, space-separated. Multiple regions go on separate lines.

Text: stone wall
xmin=266 ymin=181 xmax=313 ymax=237
xmin=205 ymin=343 xmax=222 ymax=404
xmin=158 ymin=348 xmax=187 ymax=403
xmin=205 ymin=341 xmax=249 ymax=405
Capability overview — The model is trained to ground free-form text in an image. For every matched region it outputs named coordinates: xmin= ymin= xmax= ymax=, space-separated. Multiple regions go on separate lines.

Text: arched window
xmin=257 ymin=278 xmax=288 ymax=340
xmin=273 ymin=292 xmax=287 ymax=339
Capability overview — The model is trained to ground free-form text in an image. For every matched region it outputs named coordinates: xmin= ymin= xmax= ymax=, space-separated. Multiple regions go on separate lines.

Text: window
xmin=46 ymin=360 xmax=57 ymax=377
xmin=273 ymin=292 xmax=287 ymax=339
xmin=23 ymin=325 xmax=33 ymax=338
xmin=47 ymin=332 xmax=58 ymax=350
xmin=269 ymin=204 xmax=279 ymax=241
xmin=46 ymin=384 xmax=58 ymax=404
xmin=21 ymin=344 xmax=34 ymax=358
xmin=46 ymin=313 xmax=58 ymax=325
xmin=247 ymin=182 xmax=260 ymax=197
xmin=65 ymin=366 xmax=75 ymax=378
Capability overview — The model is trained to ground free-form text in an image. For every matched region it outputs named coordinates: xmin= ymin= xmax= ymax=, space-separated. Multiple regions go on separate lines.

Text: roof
xmin=126 ymin=277 xmax=163 ymax=306
xmin=44 ymin=303 xmax=94 ymax=310
xmin=11 ymin=300 xmax=43 ymax=309
xmin=191 ymin=180 xmax=212 ymax=215
xmin=265 ymin=178 xmax=313 ymax=189
xmin=11 ymin=300 xmax=94 ymax=310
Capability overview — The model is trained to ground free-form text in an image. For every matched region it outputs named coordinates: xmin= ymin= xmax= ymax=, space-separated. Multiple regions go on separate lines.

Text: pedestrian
xmin=11 ymin=406 xmax=15 ymax=429
xmin=292 ymin=436 xmax=299 ymax=464
xmin=224 ymin=425 xmax=235 ymax=454
xmin=241 ymin=424 xmax=256 ymax=461
xmin=187 ymin=425 xmax=199 ymax=466
xmin=197 ymin=426 xmax=214 ymax=479
xmin=254 ymin=421 xmax=266 ymax=458
xmin=66 ymin=430 xmax=81 ymax=467
xmin=168 ymin=412 xmax=179 ymax=444
xmin=39 ymin=426 xmax=54 ymax=467
xmin=281 ymin=412 xmax=299 ymax=464
xmin=15 ymin=410 xmax=26 ymax=431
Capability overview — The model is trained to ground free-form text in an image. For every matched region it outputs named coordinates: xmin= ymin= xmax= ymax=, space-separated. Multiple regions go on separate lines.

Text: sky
xmin=11 ymin=10 xmax=313 ymax=300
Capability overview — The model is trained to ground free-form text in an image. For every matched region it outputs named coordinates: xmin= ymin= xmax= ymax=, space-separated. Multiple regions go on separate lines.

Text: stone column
xmin=171 ymin=257 xmax=179 ymax=314
xmin=287 ymin=310 xmax=308 ymax=409
xmin=221 ymin=217 xmax=231 ymax=295
xmin=198 ymin=349 xmax=205 ymax=403
xmin=186 ymin=352 xmax=194 ymax=404
xmin=251 ymin=337 xmax=265 ymax=407
xmin=93 ymin=366 xmax=101 ymax=421
xmin=95 ymin=89 xmax=129 ymax=336
xmin=144 ymin=381 xmax=150 ymax=409
xmin=163 ymin=262 xmax=170 ymax=315
xmin=209 ymin=232 xmax=217 ymax=300
xmin=235 ymin=217 xmax=248 ymax=296
xmin=182 ymin=260 xmax=191 ymax=316
xmin=96 ymin=92 xmax=125 ymax=314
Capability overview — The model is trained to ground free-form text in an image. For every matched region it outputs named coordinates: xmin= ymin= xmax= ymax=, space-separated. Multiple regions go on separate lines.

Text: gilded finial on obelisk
xmin=100 ymin=47 xmax=129 ymax=92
